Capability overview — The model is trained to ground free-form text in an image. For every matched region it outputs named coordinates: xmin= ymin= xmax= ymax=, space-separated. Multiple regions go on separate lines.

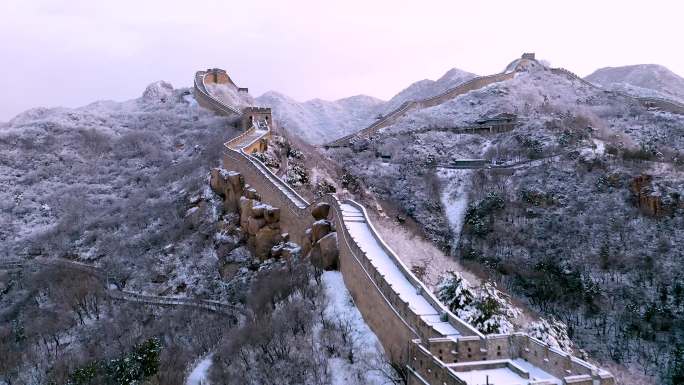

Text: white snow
xmin=438 ymin=168 xmax=472 ymax=247
xmin=255 ymin=92 xmax=385 ymax=144
xmin=585 ymin=64 xmax=684 ymax=103
xmin=205 ymin=82 xmax=255 ymax=110
xmin=339 ymin=203 xmax=460 ymax=337
xmin=321 ymin=271 xmax=392 ymax=385
xmin=455 ymin=367 xmax=526 ymax=385
xmin=186 ymin=354 xmax=213 ymax=385
xmin=453 ymin=359 xmax=561 ymax=385
xmin=513 ymin=359 xmax=562 ymax=384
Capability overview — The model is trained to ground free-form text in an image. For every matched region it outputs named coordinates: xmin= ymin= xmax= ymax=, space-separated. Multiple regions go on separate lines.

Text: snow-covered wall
xmin=197 ymin=66 xmax=615 ymax=385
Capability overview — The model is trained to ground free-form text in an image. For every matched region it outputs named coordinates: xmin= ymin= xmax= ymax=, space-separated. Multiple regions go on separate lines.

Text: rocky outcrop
xmin=211 ymin=168 xmax=292 ymax=260
xmin=630 ymin=174 xmax=683 ymax=217
xmin=302 ymin=203 xmax=339 ymax=270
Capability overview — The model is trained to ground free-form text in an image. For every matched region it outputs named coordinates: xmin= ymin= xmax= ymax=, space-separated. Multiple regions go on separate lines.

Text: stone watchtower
xmin=204 ymin=68 xmax=238 ymax=87
xmin=241 ymin=107 xmax=273 ymax=130
xmin=522 ymin=52 xmax=536 ymax=60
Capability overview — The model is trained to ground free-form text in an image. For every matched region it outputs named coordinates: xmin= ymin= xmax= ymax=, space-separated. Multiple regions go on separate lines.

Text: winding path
xmin=0 ymin=258 xmax=238 ymax=315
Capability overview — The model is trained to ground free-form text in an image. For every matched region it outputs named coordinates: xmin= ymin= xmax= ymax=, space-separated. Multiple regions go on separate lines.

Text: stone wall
xmin=240 ymin=107 xmax=273 ymax=130
xmin=193 ymin=71 xmax=241 ymax=116
xmin=198 ymin=65 xmax=614 ymax=385
xmin=330 ymin=198 xmax=421 ymax=363
xmin=203 ymin=68 xmax=237 ymax=87
xmin=219 ymin=147 xmax=615 ymax=384
xmin=326 ymin=71 xmax=515 ymax=148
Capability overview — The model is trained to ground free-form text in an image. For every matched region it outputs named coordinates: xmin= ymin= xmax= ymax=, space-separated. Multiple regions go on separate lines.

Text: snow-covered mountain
xmin=256 ymin=92 xmax=384 ymax=144
xmin=382 ymin=68 xmax=477 ymax=113
xmin=327 ymin=62 xmax=684 ymax=384
xmin=585 ymin=64 xmax=684 ymax=102
xmin=256 ymin=67 xmax=477 ymax=144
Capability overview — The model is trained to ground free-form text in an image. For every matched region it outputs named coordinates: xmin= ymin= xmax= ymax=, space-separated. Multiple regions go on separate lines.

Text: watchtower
xmin=241 ymin=107 xmax=273 ymax=130
xmin=522 ymin=53 xmax=536 ymax=60
xmin=204 ymin=68 xmax=238 ymax=88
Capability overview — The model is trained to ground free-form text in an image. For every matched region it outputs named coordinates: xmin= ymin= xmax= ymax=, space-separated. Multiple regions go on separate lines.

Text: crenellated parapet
xmin=240 ymin=106 xmax=273 ymax=131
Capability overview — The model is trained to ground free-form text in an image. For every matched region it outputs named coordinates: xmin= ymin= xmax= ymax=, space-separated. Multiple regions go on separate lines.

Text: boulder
xmin=223 ymin=185 xmax=240 ymax=213
xmin=301 ymin=228 xmax=313 ymax=256
xmin=311 ymin=220 xmax=332 ymax=242
xmin=317 ymin=232 xmax=339 ymax=270
xmin=255 ymin=226 xmax=283 ymax=260
xmin=245 ymin=187 xmax=261 ymax=201
xmin=264 ymin=207 xmax=281 ymax=224
xmin=247 ymin=216 xmax=266 ymax=235
xmin=227 ymin=172 xmax=244 ymax=193
xmin=281 ymin=242 xmax=302 ymax=259
xmin=311 ymin=202 xmax=331 ymax=220
xmin=210 ymin=168 xmax=228 ymax=196
xmin=251 ymin=203 xmax=266 ymax=218
xmin=239 ymin=197 xmax=254 ymax=228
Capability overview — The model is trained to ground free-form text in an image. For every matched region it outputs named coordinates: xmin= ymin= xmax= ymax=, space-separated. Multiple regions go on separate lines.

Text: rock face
xmin=302 ymin=204 xmax=339 ymax=270
xmin=142 ymin=81 xmax=174 ymax=103
xmin=311 ymin=202 xmax=331 ymax=220
xmin=211 ymin=168 xmax=290 ymax=260
xmin=210 ymin=168 xmax=341 ymax=267
xmin=630 ymin=174 xmax=684 ymax=217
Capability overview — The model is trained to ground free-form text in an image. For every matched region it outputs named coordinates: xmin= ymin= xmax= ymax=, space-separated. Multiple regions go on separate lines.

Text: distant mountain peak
xmin=585 ymin=64 xmax=684 ymax=102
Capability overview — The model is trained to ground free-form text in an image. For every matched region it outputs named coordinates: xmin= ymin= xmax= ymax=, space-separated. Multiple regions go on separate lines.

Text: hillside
xmin=0 ymin=83 xmax=391 ymax=385
xmin=327 ymin=61 xmax=684 ymax=384
xmin=586 ymin=64 xmax=684 ymax=102
xmin=256 ymin=67 xmax=476 ymax=145
xmin=381 ymin=67 xmax=477 ymax=113
xmin=255 ymin=92 xmax=384 ymax=144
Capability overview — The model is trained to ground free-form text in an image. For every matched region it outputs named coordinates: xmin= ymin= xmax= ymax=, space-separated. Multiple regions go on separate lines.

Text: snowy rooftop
xmin=339 ymin=203 xmax=460 ymax=337
xmin=451 ymin=359 xmax=562 ymax=385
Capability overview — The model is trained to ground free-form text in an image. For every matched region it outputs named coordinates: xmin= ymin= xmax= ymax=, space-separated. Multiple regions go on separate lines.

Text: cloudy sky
xmin=1 ymin=0 xmax=682 ymax=120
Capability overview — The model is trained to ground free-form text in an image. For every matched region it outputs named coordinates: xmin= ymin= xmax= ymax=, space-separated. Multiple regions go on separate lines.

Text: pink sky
xmin=1 ymin=0 xmax=682 ymax=120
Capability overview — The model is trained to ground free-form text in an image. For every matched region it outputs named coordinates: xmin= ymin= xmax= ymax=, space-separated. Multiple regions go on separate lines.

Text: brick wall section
xmin=193 ymin=71 xmax=242 ymax=116
xmin=329 ymin=198 xmax=421 ymax=363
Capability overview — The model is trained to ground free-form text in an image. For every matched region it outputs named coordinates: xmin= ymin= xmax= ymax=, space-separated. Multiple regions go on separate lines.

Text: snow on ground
xmin=437 ymin=168 xmax=472 ymax=248
xmin=205 ymin=82 xmax=255 ymax=110
xmin=255 ymin=66 xmax=477 ymax=144
xmin=186 ymin=354 xmax=213 ymax=385
xmin=585 ymin=64 xmax=684 ymax=103
xmin=255 ymin=92 xmax=384 ymax=144
xmin=454 ymin=359 xmax=562 ymax=385
xmin=381 ymin=68 xmax=477 ymax=114
xmin=371 ymin=212 xmax=481 ymax=289
xmin=321 ymin=271 xmax=392 ymax=385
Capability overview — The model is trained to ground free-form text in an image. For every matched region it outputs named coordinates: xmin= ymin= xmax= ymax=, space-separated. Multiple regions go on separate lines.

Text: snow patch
xmin=186 ymin=354 xmax=213 ymax=385
xmin=321 ymin=271 xmax=392 ymax=385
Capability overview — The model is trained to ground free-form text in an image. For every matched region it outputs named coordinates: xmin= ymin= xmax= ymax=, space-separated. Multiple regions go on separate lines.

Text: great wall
xmin=326 ymin=53 xmax=684 ymax=149
xmin=193 ymin=61 xmax=617 ymax=385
